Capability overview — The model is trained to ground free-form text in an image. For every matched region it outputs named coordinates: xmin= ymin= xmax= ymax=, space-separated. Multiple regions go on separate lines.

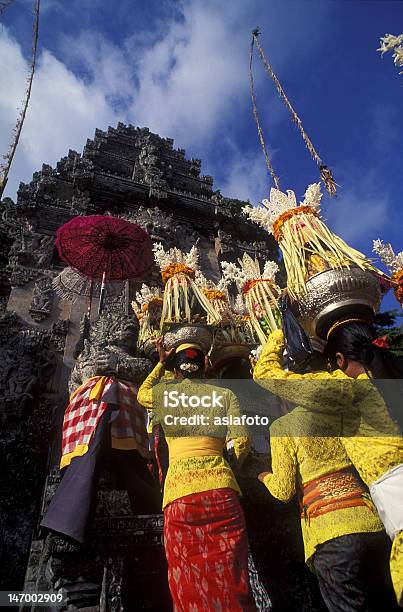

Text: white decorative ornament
xmin=132 ymin=284 xmax=162 ymax=312
xmin=221 ymin=253 xmax=281 ymax=344
xmin=373 ymin=239 xmax=403 ymax=273
xmin=377 ymin=34 xmax=403 ymax=74
xmin=242 ymin=183 xmax=322 ymax=235
xmin=152 ymin=242 xmax=199 ymax=271
xmin=179 ymin=363 xmax=199 ymax=372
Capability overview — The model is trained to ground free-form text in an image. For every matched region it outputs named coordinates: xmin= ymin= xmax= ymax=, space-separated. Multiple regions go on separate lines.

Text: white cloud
xmin=326 ymin=190 xmax=389 ymax=245
xmin=0 ymin=29 xmax=120 ymax=198
xmin=0 ymin=0 xmax=333 ymax=201
xmin=219 ymin=149 xmax=274 ymax=204
xmin=58 ymin=31 xmax=135 ymax=104
xmin=127 ymin=4 xmax=249 ymax=147
xmin=323 ymin=166 xmax=390 ymax=248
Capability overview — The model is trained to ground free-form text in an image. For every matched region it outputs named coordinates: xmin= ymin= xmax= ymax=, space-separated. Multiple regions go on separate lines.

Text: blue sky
xmin=1 ymin=0 xmax=402 ymax=310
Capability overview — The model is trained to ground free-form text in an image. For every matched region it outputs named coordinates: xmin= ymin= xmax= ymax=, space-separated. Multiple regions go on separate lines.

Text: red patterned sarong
xmin=164 ymin=488 xmax=256 ymax=612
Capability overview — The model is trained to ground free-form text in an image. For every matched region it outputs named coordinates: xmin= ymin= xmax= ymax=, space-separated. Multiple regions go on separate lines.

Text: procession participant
xmin=137 ymin=338 xmax=256 ymax=612
xmin=326 ymin=319 xmax=403 ymax=606
xmin=254 ymin=325 xmax=394 ymax=611
xmin=257 ymin=398 xmax=393 ymax=612
xmin=253 ymin=323 xmax=403 ymax=607
xmin=41 ymin=313 xmax=161 ymax=544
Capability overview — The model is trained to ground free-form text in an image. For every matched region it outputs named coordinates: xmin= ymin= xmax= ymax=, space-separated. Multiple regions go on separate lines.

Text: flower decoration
xmin=372 ymin=335 xmax=390 ymax=349
xmin=131 ymin=284 xmax=163 ymax=316
xmin=152 ymin=243 xmax=221 ymax=327
xmin=244 ymin=183 xmax=377 ymax=298
xmin=373 ymin=239 xmax=403 ymax=307
xmin=242 ymin=183 xmax=322 ymax=236
xmin=131 ymin=283 xmax=163 ymax=346
xmin=194 ymin=270 xmax=230 ymax=323
xmin=221 ymin=253 xmax=281 ymax=344
xmin=377 ymin=34 xmax=403 ymax=74
xmin=153 ymin=243 xmax=198 ymax=278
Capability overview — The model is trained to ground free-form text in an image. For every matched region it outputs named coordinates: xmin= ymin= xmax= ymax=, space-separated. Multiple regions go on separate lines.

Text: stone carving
xmin=0 ymin=296 xmax=8 ymax=314
xmin=10 ymin=264 xmax=43 ymax=287
xmin=134 ymin=137 xmax=168 ymax=199
xmin=100 ymin=557 xmax=124 ymax=612
xmin=69 ymin=310 xmax=152 ymax=394
xmin=29 ymin=276 xmax=54 ymax=322
xmin=0 ymin=311 xmax=59 ymax=590
xmin=121 ymin=206 xmax=201 ymax=251
xmin=0 ymin=312 xmax=61 ymax=417
xmin=50 ymin=320 xmax=70 ymax=353
xmin=122 ymin=206 xmax=174 ymax=244
xmin=1 ymin=326 xmax=53 ymax=411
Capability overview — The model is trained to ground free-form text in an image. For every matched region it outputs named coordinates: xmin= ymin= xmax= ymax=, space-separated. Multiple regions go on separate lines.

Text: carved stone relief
xmin=29 ymin=276 xmax=55 ymax=322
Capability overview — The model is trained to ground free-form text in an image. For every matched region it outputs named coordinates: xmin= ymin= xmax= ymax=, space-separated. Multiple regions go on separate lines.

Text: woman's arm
xmin=253 ymin=329 xmax=350 ymax=410
xmin=225 ymin=391 xmax=251 ymax=469
xmin=137 ymin=337 xmax=174 ymax=409
xmin=260 ymin=419 xmax=297 ymax=502
xmin=137 ymin=362 xmax=165 ymax=409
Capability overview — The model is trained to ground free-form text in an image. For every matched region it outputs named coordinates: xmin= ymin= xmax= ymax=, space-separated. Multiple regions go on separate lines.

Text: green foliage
xmin=374 ymin=309 xmax=403 ymax=357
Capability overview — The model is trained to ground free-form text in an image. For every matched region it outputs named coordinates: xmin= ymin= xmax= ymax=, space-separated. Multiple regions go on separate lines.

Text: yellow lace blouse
xmin=137 ymin=363 xmax=250 ymax=508
xmin=254 ymin=330 xmax=403 ymax=485
xmin=264 ymin=408 xmax=383 ymax=563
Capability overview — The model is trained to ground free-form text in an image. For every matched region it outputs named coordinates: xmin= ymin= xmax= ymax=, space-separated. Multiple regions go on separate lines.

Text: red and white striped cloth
xmin=61 ymin=376 xmax=149 ymax=468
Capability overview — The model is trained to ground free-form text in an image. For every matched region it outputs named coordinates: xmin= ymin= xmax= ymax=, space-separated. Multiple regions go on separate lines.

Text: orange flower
xmin=148 ymin=297 xmax=163 ymax=307
xmin=372 ymin=335 xmax=389 ymax=349
xmin=203 ymin=289 xmax=226 ymax=301
xmin=242 ymin=278 xmax=279 ymax=296
xmin=273 ymin=206 xmax=319 ymax=242
xmin=391 ymin=269 xmax=403 ymax=305
xmin=161 ymin=263 xmax=195 ymax=283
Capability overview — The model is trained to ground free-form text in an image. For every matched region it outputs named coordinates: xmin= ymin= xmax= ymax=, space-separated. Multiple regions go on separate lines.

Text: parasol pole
xmin=98 ymin=271 xmax=106 ymax=315
xmin=87 ymin=278 xmax=94 ymax=318
xmin=125 ymin=280 xmax=130 ymax=315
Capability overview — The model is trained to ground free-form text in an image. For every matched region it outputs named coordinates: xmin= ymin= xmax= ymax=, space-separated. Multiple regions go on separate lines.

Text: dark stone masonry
xmin=0 ymin=123 xmax=325 ymax=611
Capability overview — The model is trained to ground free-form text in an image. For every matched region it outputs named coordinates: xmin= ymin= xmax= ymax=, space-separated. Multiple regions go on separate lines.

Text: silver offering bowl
xmin=163 ymin=324 xmax=214 ymax=354
xmin=295 ymin=268 xmax=382 ymax=340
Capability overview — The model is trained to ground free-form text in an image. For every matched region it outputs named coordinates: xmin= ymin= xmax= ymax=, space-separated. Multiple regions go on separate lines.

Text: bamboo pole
xmin=0 ymin=0 xmax=41 ymax=198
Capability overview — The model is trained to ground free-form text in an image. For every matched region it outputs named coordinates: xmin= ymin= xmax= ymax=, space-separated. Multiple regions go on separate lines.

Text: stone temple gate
xmin=0 ymin=123 xmax=326 ymax=611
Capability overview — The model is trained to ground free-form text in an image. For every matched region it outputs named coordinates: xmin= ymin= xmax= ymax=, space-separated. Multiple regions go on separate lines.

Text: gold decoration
xmin=272 ymin=206 xmax=319 ymax=242
xmin=161 ymin=263 xmax=195 ymax=284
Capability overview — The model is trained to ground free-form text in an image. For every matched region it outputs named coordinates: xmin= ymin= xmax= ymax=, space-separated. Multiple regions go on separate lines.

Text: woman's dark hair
xmin=171 ymin=347 xmax=205 ymax=379
xmin=218 ymin=357 xmax=251 ymax=380
xmin=326 ymin=321 xmax=403 ymax=379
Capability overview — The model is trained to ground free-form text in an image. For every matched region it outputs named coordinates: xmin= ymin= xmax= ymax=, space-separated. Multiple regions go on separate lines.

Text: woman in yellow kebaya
xmin=254 ymin=321 xmax=403 ymax=610
xmin=138 ymin=339 xmax=256 ymax=612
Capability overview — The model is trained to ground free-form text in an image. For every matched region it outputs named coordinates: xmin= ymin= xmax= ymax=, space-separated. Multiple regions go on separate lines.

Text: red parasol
xmin=55 ymin=215 xmax=153 ymax=281
xmin=55 ymin=215 xmax=154 ymax=314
